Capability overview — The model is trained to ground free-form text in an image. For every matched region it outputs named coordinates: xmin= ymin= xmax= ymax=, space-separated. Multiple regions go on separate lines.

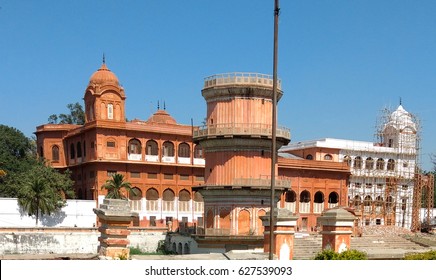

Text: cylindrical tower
xmin=193 ymin=72 xmax=291 ymax=237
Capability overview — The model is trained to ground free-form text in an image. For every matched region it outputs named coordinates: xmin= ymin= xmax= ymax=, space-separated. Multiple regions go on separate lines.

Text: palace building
xmin=35 ymin=61 xmax=432 ymax=240
xmin=35 ymin=62 xmax=205 ymax=230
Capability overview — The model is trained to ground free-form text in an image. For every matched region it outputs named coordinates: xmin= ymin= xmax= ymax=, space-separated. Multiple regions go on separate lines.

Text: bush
xmin=404 ymin=250 xmax=436 ymax=260
xmin=314 ymin=249 xmax=367 ymax=260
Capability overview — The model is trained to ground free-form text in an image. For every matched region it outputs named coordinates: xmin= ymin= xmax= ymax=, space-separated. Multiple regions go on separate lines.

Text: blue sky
xmin=0 ymin=0 xmax=435 ymax=171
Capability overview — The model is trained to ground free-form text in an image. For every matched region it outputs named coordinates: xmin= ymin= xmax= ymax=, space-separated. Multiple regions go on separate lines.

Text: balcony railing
xmin=232 ymin=177 xmax=291 ymax=188
xmin=203 ymin=72 xmax=281 ymax=90
xmin=193 ymin=123 xmax=290 ymax=140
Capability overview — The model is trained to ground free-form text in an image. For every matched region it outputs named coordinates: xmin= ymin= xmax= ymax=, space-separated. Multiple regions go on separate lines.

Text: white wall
xmin=0 ymin=198 xmax=97 ymax=227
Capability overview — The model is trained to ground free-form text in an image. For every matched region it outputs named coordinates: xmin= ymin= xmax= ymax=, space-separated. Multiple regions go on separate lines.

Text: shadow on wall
xmin=18 ymin=206 xmax=67 ymax=227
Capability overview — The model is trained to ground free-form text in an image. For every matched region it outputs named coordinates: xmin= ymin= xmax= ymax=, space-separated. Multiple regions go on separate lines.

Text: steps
xmin=293 ymin=233 xmax=430 ymax=260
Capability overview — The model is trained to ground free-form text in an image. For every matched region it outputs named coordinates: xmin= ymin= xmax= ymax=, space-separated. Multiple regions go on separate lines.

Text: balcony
xmin=193 ymin=123 xmax=290 ymax=140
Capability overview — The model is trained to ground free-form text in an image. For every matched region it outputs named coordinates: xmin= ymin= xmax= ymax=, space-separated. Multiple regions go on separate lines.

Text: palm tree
xmin=18 ymin=177 xmax=57 ymax=226
xmin=101 ymin=173 xmax=136 ymax=199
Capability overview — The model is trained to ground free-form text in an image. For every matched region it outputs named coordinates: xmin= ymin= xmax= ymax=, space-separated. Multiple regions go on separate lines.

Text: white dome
xmin=387 ymin=105 xmax=416 ymax=131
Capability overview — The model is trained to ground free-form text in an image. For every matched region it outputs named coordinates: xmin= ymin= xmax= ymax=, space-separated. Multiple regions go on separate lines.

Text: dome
xmin=388 ymin=105 xmax=416 ymax=131
xmin=88 ymin=63 xmax=119 ymax=85
xmin=146 ymin=110 xmax=177 ymax=124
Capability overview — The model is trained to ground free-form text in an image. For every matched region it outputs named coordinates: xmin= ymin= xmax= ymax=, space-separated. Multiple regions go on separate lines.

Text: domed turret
xmin=388 ymin=105 xmax=416 ymax=131
xmin=88 ymin=63 xmax=120 ymax=86
xmin=83 ymin=59 xmax=126 ymax=123
xmin=382 ymin=104 xmax=417 ymax=150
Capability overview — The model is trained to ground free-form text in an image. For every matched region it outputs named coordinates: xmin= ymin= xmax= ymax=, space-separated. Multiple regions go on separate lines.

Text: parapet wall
xmin=0 ymin=228 xmax=166 ymax=255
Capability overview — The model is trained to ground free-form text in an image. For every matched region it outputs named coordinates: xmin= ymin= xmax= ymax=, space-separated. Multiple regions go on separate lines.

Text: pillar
xmin=93 ymin=199 xmax=138 ymax=259
xmin=261 ymin=209 xmax=298 ymax=260
xmin=317 ymin=208 xmax=356 ymax=253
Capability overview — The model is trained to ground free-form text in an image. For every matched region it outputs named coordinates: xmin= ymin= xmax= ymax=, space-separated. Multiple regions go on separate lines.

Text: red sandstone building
xmin=35 ymin=63 xmax=351 ymax=235
xmin=35 ymin=62 xmax=206 ymax=230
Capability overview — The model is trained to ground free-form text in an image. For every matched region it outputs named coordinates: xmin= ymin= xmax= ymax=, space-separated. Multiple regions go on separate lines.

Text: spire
xmin=157 ymin=100 xmax=160 ymax=110
xmin=102 ymin=53 xmax=106 ymax=65
xmin=164 ymin=101 xmax=166 ymax=110
xmin=399 ymin=97 xmax=402 ymax=106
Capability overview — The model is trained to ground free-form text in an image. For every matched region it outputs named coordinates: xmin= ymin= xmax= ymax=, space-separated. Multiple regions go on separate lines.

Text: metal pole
xmin=269 ymin=0 xmax=280 ymax=260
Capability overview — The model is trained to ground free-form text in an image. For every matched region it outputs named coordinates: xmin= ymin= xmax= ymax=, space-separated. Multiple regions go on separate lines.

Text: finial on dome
xmin=102 ymin=53 xmax=106 ymax=65
xmin=157 ymin=100 xmax=160 ymax=110
xmin=399 ymin=97 xmax=402 ymax=106
xmin=164 ymin=101 xmax=166 ymax=110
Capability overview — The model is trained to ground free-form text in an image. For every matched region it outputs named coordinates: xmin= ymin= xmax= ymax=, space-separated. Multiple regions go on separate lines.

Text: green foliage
xmin=314 ymin=249 xmax=367 ymax=260
xmin=129 ymin=241 xmax=172 ymax=255
xmin=101 ymin=173 xmax=137 ymax=200
xmin=17 ymin=161 xmax=75 ymax=225
xmin=404 ymin=250 xmax=436 ymax=260
xmin=48 ymin=102 xmax=85 ymax=125
xmin=117 ymin=251 xmax=128 ymax=260
xmin=0 ymin=125 xmax=37 ymax=197
xmin=0 ymin=125 xmax=36 ymax=172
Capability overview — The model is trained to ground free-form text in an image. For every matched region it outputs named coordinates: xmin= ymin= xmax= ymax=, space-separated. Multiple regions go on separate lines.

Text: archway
xmin=238 ymin=209 xmax=250 ymax=235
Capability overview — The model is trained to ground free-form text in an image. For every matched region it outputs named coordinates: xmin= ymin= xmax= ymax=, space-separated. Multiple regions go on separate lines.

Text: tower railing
xmin=193 ymin=123 xmax=290 ymax=140
xmin=203 ymin=72 xmax=282 ymax=90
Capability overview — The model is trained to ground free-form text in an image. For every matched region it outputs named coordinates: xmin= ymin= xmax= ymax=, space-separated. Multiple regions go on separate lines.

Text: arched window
xmin=179 ymin=189 xmax=191 ymax=201
xmin=285 ymin=190 xmax=297 ymax=203
xmin=70 ymin=143 xmax=75 ymax=159
xmin=146 ymin=140 xmax=158 ymax=155
xmin=353 ymin=195 xmax=362 ymax=207
xmin=193 ymin=192 xmax=204 ymax=213
xmin=376 ymin=158 xmax=384 ymax=170
xmin=328 ymin=192 xmax=339 ymax=204
xmin=129 ymin=187 xmax=142 ymax=200
xmin=300 ymin=190 xmax=311 ymax=203
xmin=365 ymin=157 xmax=374 ymax=170
xmin=387 ymin=159 xmax=395 ymax=171
xmin=375 ymin=196 xmax=383 ymax=212
xmin=364 ymin=195 xmax=372 ymax=206
xmin=129 ymin=187 xmax=142 ymax=212
xmin=324 ymin=154 xmax=332 ymax=160
xmin=76 ymin=142 xmax=82 ymax=158
xmin=128 ymin=139 xmax=142 ymax=154
xmin=194 ymin=145 xmax=203 ymax=158
xmin=178 ymin=143 xmax=190 ymax=158
xmin=162 ymin=141 xmax=175 ymax=157
xmin=146 ymin=188 xmax=159 ymax=211
xmin=314 ymin=191 xmax=324 ymax=203
xmin=107 ymin=103 xmax=114 ymax=119
xmin=386 ymin=196 xmax=394 ymax=212
xmin=163 ymin=188 xmax=175 ymax=211
xmin=354 ymin=156 xmax=362 ymax=169
xmin=178 ymin=189 xmax=191 ymax=212
xmin=364 ymin=195 xmax=372 ymax=213
xmin=52 ymin=145 xmax=60 ymax=161
xmin=306 ymin=154 xmax=313 ymax=160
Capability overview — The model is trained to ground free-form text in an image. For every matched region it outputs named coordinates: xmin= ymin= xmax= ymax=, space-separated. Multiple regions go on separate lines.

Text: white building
xmin=280 ymin=105 xmax=418 ymax=229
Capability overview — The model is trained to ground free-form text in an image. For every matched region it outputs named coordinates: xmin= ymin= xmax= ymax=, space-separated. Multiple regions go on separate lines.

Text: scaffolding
xmin=347 ymin=105 xmax=434 ymax=231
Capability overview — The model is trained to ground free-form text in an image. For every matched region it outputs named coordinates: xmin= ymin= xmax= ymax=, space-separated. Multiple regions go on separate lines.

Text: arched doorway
xmin=238 ymin=209 xmax=250 ymax=235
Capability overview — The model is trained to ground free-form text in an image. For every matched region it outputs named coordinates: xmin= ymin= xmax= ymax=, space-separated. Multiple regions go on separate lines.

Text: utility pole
xmin=269 ymin=0 xmax=280 ymax=261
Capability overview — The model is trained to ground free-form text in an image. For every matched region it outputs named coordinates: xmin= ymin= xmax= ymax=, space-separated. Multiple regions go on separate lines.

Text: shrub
xmin=404 ymin=250 xmax=436 ymax=260
xmin=314 ymin=249 xmax=367 ymax=260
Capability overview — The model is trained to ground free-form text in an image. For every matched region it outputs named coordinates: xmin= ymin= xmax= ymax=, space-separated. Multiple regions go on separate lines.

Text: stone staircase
xmin=293 ymin=233 xmax=322 ymax=260
xmin=293 ymin=233 xmax=430 ymax=260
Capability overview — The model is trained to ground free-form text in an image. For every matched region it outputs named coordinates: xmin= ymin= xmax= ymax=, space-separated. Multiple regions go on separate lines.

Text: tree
xmin=48 ymin=102 xmax=85 ymax=125
xmin=17 ymin=161 xmax=75 ymax=225
xmin=0 ymin=125 xmax=37 ymax=197
xmin=101 ymin=174 xmax=137 ymax=199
